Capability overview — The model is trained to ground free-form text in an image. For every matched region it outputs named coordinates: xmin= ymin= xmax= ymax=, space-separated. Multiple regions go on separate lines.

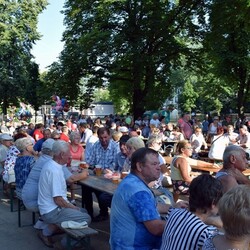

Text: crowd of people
xmin=0 ymin=112 xmax=249 ymax=249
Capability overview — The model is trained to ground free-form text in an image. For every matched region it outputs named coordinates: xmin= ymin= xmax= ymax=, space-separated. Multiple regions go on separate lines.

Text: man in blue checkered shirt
xmin=85 ymin=127 xmax=120 ymax=221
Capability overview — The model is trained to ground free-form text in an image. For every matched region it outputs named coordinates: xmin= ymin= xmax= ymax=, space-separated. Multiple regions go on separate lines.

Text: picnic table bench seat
xmin=59 ymin=226 xmax=98 ymax=250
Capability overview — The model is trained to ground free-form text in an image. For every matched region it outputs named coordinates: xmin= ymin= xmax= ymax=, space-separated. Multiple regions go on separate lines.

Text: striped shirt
xmin=160 ymin=208 xmax=215 ymax=250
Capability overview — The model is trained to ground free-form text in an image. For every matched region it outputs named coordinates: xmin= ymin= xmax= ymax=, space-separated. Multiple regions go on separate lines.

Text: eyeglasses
xmin=53 ymin=137 xmax=60 ymax=140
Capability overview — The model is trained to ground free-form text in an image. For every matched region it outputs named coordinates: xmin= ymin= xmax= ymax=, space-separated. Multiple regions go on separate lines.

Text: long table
xmin=78 ymin=172 xmax=118 ymax=208
xmin=77 ymin=171 xmax=167 ymax=208
xmin=164 ymin=156 xmax=250 ymax=176
xmin=78 ymin=172 xmax=118 ymax=195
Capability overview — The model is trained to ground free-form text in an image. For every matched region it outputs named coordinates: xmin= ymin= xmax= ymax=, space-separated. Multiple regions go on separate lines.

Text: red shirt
xmin=33 ymin=129 xmax=44 ymax=142
xmin=70 ymin=145 xmax=84 ymax=161
xmin=60 ymin=133 xmax=69 ymax=142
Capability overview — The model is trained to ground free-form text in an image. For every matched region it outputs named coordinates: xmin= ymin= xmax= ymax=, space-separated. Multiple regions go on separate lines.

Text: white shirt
xmin=150 ymin=118 xmax=161 ymax=128
xmin=38 ymin=159 xmax=68 ymax=215
xmin=85 ymin=135 xmax=99 ymax=162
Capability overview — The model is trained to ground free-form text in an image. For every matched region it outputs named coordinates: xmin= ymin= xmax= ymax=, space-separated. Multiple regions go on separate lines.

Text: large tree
xmin=204 ymin=0 xmax=250 ymax=117
xmin=57 ymin=0 xmax=210 ymax=117
xmin=0 ymin=0 xmax=47 ymax=114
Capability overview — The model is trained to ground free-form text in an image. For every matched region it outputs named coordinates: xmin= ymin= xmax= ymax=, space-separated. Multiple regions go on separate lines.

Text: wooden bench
xmin=59 ymin=226 xmax=98 ymax=250
xmin=9 ymin=182 xmax=37 ymax=227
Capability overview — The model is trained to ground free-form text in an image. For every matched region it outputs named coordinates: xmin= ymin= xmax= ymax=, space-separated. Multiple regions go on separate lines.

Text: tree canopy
xmin=0 ymin=0 xmax=47 ymax=114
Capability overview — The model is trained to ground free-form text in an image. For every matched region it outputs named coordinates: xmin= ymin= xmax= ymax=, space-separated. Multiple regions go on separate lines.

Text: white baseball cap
xmin=0 ymin=133 xmax=13 ymax=141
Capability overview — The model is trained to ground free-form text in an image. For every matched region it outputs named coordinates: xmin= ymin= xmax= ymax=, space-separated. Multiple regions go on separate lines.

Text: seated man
xmin=110 ymin=147 xmax=187 ymax=249
xmin=216 ymin=145 xmax=250 ymax=193
xmin=85 ymin=127 xmax=120 ymax=222
xmin=38 ymin=140 xmax=91 ymax=248
xmin=114 ymin=135 xmax=130 ymax=172
xmin=22 ymin=138 xmax=88 ymax=213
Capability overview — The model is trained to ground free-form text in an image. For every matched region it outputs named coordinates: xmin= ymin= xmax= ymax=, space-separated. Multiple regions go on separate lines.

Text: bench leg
xmin=18 ymin=199 xmax=21 ymax=227
xmin=10 ymin=186 xmax=15 ymax=212
xmin=32 ymin=212 xmax=36 ymax=225
xmin=66 ymin=235 xmax=72 ymax=250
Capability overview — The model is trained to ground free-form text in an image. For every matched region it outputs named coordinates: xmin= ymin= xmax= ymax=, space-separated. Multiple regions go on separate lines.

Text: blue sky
xmin=31 ymin=0 xmax=65 ymax=71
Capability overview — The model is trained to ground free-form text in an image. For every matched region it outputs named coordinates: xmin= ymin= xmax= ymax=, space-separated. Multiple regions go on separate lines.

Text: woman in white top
xmin=190 ymin=127 xmax=207 ymax=157
xmin=207 ymin=116 xmax=221 ymax=142
xmin=208 ymin=126 xmax=229 ymax=161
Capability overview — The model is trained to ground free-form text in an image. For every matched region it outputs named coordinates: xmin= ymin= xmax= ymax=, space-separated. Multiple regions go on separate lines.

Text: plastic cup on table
xmin=121 ymin=171 xmax=129 ymax=179
xmin=79 ymin=161 xmax=88 ymax=169
xmin=95 ymin=165 xmax=102 ymax=176
xmin=112 ymin=175 xmax=120 ymax=184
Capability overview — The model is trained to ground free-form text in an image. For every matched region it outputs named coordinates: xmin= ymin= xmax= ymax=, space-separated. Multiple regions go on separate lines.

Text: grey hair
xmin=52 ymin=140 xmax=69 ymax=156
xmin=15 ymin=138 xmax=33 ymax=153
xmin=41 ymin=148 xmax=53 ymax=156
xmin=126 ymin=137 xmax=145 ymax=150
xmin=223 ymin=145 xmax=244 ymax=167
xmin=69 ymin=131 xmax=81 ymax=142
xmin=147 ymin=134 xmax=162 ymax=147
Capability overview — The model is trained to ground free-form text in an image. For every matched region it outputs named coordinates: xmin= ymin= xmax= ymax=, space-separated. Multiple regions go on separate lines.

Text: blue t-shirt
xmin=110 ymin=174 xmax=161 ymax=250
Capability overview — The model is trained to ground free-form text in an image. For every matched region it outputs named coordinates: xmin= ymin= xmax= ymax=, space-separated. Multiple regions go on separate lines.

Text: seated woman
xmin=208 ymin=126 xmax=229 ymax=161
xmin=69 ymin=131 xmax=84 ymax=163
xmin=207 ymin=116 xmax=221 ymax=143
xmin=14 ymin=137 xmax=37 ymax=197
xmin=170 ymin=126 xmax=185 ymax=142
xmin=161 ymin=174 xmax=223 ymax=250
xmin=171 ymin=140 xmax=193 ymax=201
xmin=203 ymin=185 xmax=250 ymax=250
xmin=190 ymin=127 xmax=207 ymax=158
xmin=171 ymin=140 xmax=219 ymax=201
xmin=122 ymin=137 xmax=145 ymax=172
xmin=68 ymin=131 xmax=84 ymax=204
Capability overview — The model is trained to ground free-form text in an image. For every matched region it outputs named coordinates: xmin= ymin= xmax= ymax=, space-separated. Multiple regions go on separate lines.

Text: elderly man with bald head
xmin=216 ymin=145 xmax=250 ymax=193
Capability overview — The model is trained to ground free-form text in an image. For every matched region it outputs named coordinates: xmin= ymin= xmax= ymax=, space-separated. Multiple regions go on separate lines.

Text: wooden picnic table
xmin=78 ymin=171 xmax=118 ymax=195
xmin=77 ymin=170 xmax=167 ymax=208
xmin=164 ymin=156 xmax=250 ymax=176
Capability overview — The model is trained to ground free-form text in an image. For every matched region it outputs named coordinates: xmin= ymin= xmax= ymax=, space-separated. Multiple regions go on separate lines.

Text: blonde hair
xmin=175 ymin=140 xmax=189 ymax=154
xmin=219 ymin=185 xmax=250 ymax=237
xmin=112 ymin=131 xmax=122 ymax=142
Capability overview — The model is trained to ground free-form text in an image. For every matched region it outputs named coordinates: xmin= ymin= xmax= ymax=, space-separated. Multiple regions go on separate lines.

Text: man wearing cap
xmin=0 ymin=133 xmax=13 ymax=171
xmin=119 ymin=126 xmax=129 ymax=135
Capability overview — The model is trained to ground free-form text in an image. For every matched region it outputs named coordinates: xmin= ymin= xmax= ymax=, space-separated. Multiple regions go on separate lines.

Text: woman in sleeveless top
xmin=207 ymin=116 xmax=221 ymax=142
xmin=171 ymin=140 xmax=193 ymax=201
xmin=69 ymin=132 xmax=84 ymax=162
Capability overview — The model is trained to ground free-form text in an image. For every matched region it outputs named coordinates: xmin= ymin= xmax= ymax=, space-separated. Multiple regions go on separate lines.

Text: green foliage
xmin=178 ymin=79 xmax=199 ymax=112
xmin=0 ymin=0 xmax=48 ymax=114
xmin=204 ymin=0 xmax=250 ymax=116
xmin=51 ymin=0 xmax=211 ymax=118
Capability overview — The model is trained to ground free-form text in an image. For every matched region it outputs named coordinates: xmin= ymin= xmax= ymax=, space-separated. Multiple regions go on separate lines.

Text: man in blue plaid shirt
xmin=85 ymin=127 xmax=120 ymax=221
